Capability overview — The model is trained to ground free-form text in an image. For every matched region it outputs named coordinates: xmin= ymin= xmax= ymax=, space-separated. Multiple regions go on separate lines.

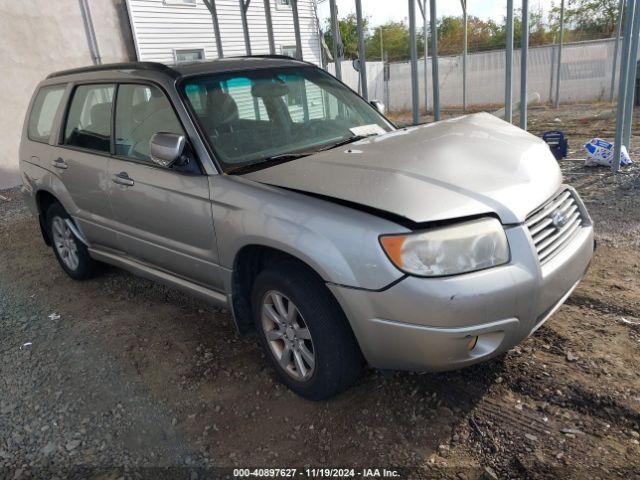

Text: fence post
xmin=424 ymin=0 xmax=429 ymax=113
xmin=622 ymin=0 xmax=640 ymax=148
xmin=263 ymin=0 xmax=275 ymax=54
xmin=505 ymin=0 xmax=514 ymax=123
xmin=291 ymin=0 xmax=303 ymax=60
xmin=549 ymin=45 xmax=556 ymax=103
xmin=329 ymin=0 xmax=342 ymax=80
xmin=554 ymin=0 xmax=565 ymax=108
xmin=417 ymin=0 xmax=428 ymax=113
xmin=409 ymin=0 xmax=420 ymax=124
xmin=384 ymin=51 xmax=390 ymax=109
xmin=520 ymin=0 xmax=529 ymax=129
xmin=461 ymin=0 xmax=467 ymax=112
xmin=239 ymin=0 xmax=252 ymax=55
xmin=613 ymin=0 xmax=637 ymax=172
xmin=430 ymin=0 xmax=440 ymax=120
xmin=203 ymin=0 xmax=224 ymax=58
xmin=355 ymin=0 xmax=368 ymax=100
xmin=610 ymin=0 xmax=625 ymax=102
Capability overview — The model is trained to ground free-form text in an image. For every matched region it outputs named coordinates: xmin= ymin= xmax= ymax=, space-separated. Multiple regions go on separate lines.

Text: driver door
xmin=107 ymin=83 xmax=222 ymax=290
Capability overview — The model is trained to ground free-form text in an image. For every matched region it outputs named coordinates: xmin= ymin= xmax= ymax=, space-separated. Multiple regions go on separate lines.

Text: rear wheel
xmin=46 ymin=203 xmax=98 ymax=280
xmin=252 ymin=262 xmax=363 ymax=400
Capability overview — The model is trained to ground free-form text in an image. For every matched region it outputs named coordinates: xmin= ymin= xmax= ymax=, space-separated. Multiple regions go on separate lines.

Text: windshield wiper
xmin=226 ymin=152 xmax=314 ymax=175
xmin=227 ymin=133 xmax=381 ymax=174
xmin=318 ymin=134 xmax=375 ymax=152
xmin=263 ymin=152 xmax=314 ymax=162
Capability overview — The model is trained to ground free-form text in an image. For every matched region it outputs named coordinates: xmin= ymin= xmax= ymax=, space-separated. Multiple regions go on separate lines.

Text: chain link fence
xmin=328 ymin=37 xmax=631 ymax=113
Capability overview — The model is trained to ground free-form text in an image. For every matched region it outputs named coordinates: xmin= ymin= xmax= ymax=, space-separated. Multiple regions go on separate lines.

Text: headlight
xmin=379 ymin=217 xmax=510 ymax=277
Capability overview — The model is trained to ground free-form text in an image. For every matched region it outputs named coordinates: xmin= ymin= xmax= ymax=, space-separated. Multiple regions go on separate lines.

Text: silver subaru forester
xmin=19 ymin=57 xmax=594 ymax=399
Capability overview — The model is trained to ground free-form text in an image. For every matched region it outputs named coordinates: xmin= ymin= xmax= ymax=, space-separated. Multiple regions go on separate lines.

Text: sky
xmin=316 ymin=0 xmax=555 ymax=28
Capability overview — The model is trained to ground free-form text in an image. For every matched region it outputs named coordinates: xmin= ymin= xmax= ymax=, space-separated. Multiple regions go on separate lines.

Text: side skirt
xmin=88 ymin=248 xmax=229 ymax=308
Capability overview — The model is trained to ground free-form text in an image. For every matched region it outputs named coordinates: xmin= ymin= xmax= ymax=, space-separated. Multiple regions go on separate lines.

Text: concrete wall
xmin=329 ymin=38 xmax=628 ymax=113
xmin=0 ymin=0 xmax=135 ymax=189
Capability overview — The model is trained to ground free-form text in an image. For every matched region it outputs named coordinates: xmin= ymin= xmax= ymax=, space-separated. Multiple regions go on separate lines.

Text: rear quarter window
xmin=27 ymin=86 xmax=66 ymax=143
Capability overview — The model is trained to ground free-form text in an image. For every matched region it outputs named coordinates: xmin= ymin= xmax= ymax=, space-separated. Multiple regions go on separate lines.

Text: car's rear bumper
xmin=329 ymin=194 xmax=594 ymax=371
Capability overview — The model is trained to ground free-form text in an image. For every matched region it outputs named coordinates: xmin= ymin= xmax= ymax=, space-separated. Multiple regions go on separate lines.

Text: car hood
xmin=242 ymin=112 xmax=561 ymax=225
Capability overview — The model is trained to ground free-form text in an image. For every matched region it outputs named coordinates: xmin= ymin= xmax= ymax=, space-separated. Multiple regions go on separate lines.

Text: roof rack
xmin=240 ymin=54 xmax=301 ymax=61
xmin=47 ymin=62 xmax=178 ymax=79
xmin=236 ymin=54 xmax=313 ymax=66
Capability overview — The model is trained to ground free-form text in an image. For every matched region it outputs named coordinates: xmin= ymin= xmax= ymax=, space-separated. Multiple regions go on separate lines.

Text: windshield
xmin=180 ymin=66 xmax=393 ymax=173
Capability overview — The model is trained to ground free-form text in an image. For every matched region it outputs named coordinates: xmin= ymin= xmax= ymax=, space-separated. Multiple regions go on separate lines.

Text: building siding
xmin=126 ymin=0 xmax=322 ymax=65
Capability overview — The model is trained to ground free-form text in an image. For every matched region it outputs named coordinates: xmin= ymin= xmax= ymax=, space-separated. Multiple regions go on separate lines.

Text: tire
xmin=45 ymin=202 xmax=98 ymax=280
xmin=251 ymin=261 xmax=363 ymax=400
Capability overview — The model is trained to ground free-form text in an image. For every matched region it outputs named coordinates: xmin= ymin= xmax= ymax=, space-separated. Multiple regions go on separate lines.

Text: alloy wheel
xmin=261 ymin=290 xmax=316 ymax=381
xmin=51 ymin=216 xmax=79 ymax=271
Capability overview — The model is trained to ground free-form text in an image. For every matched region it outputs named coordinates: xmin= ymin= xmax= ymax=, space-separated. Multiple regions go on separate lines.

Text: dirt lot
xmin=1 ymin=103 xmax=639 ymax=479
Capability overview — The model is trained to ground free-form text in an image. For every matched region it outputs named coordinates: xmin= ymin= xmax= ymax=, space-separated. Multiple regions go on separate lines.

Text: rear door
xmin=48 ymin=83 xmax=120 ymax=250
xmin=107 ymin=82 xmax=221 ymax=290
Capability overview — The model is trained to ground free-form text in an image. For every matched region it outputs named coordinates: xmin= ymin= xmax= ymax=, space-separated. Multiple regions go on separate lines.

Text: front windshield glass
xmin=180 ymin=66 xmax=393 ymax=172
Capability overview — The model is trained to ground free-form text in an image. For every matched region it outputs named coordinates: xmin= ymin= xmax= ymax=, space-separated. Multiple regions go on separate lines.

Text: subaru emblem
xmin=551 ymin=209 xmax=569 ymax=229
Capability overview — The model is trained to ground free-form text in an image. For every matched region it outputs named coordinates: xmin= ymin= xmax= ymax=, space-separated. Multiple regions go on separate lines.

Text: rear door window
xmin=64 ymin=84 xmax=115 ymax=153
xmin=28 ymin=86 xmax=66 ymax=143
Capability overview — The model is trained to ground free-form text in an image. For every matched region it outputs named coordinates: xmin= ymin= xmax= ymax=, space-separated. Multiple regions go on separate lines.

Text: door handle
xmin=112 ymin=172 xmax=134 ymax=187
xmin=52 ymin=157 xmax=68 ymax=169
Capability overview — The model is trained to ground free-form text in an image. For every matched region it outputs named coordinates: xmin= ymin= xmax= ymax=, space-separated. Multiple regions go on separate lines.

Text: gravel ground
xmin=1 ymin=103 xmax=639 ymax=479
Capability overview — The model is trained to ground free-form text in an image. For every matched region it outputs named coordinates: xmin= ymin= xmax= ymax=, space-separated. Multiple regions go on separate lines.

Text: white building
xmin=0 ymin=0 xmax=323 ymax=189
xmin=125 ymin=0 xmax=323 ymax=65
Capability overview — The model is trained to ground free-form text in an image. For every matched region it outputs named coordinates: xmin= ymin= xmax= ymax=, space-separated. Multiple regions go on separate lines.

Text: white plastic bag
xmin=584 ymin=138 xmax=632 ymax=167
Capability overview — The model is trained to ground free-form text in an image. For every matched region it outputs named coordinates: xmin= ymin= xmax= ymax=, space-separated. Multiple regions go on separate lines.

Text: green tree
xmin=438 ymin=16 xmax=464 ymax=54
xmin=548 ymin=0 xmax=621 ymax=41
xmin=323 ymin=13 xmax=368 ymax=60
xmin=529 ymin=6 xmax=553 ymax=46
xmin=322 ymin=0 xmax=620 ymax=64
xmin=466 ymin=17 xmax=503 ymax=52
xmin=365 ymin=22 xmax=426 ymax=62
xmin=435 ymin=15 xmax=508 ymax=55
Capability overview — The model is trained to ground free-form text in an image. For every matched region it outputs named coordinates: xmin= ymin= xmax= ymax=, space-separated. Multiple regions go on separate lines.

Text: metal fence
xmin=328 ymin=37 xmax=632 ymax=113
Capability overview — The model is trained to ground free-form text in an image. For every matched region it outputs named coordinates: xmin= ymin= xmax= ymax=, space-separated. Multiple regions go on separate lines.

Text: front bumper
xmin=329 ymin=197 xmax=594 ymax=371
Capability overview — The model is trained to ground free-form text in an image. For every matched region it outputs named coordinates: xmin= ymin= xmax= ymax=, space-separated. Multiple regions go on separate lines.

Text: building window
xmin=275 ymin=0 xmax=291 ymax=10
xmin=174 ymin=48 xmax=205 ymax=63
xmin=280 ymin=45 xmax=297 ymax=58
xmin=163 ymin=0 xmax=197 ymax=6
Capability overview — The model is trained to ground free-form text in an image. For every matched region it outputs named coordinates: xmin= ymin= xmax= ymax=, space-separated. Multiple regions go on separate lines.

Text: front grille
xmin=526 ymin=189 xmax=584 ymax=263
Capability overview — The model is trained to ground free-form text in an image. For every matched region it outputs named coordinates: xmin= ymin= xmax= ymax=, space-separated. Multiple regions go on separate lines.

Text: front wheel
xmin=252 ymin=262 xmax=363 ymax=400
xmin=46 ymin=203 xmax=98 ymax=280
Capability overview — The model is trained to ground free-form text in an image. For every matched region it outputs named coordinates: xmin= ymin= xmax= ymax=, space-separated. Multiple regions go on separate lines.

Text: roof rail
xmin=239 ymin=54 xmax=306 ymax=61
xmin=47 ymin=62 xmax=178 ymax=79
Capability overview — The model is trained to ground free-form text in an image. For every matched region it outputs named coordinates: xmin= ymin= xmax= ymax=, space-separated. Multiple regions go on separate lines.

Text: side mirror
xmin=370 ymin=100 xmax=386 ymax=115
xmin=149 ymin=132 xmax=186 ymax=168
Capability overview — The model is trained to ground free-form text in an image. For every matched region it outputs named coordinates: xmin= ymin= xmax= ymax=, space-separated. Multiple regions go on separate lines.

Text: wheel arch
xmin=230 ymin=244 xmax=343 ymax=336
xmin=28 ymin=164 xmax=78 ymax=246
xmin=35 ymin=189 xmax=62 ymax=245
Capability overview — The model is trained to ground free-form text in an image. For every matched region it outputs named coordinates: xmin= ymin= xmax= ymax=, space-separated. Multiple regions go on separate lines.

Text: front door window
xmin=114 ymin=84 xmax=185 ymax=162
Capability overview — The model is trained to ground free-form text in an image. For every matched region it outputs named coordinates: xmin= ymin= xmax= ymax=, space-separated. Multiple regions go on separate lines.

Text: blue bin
xmin=542 ymin=130 xmax=568 ymax=160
